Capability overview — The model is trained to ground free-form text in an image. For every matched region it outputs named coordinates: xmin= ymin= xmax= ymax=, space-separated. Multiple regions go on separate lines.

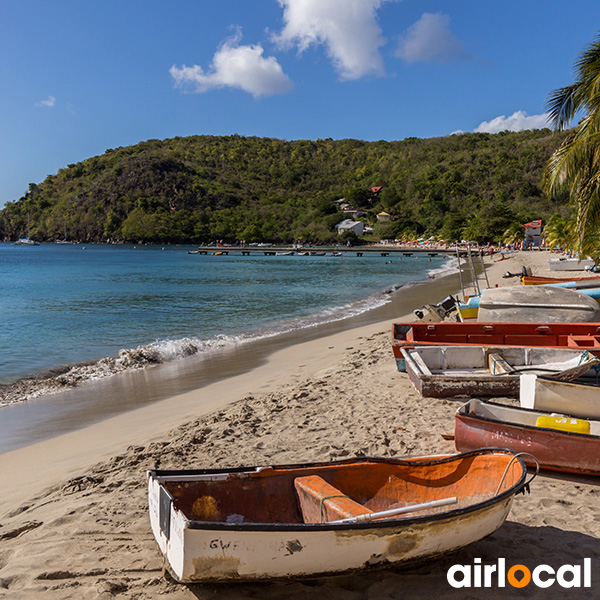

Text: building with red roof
xmin=523 ymin=219 xmax=542 ymax=247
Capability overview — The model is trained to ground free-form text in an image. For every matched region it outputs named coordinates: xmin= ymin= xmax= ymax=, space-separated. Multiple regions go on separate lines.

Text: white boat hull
xmin=475 ymin=286 xmax=600 ymax=323
xmin=147 ymin=452 xmax=528 ymax=582
xmin=148 ymin=474 xmax=514 ymax=582
xmin=520 ymin=374 xmax=600 ymax=418
xmin=548 ymin=257 xmax=595 ymax=271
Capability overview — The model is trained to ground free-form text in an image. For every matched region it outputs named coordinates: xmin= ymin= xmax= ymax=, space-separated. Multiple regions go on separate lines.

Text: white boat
xmin=401 ymin=345 xmax=598 ymax=398
xmin=12 ymin=238 xmax=39 ymax=246
xmin=548 ymin=257 xmax=596 ymax=271
xmin=458 ymin=286 xmax=600 ymax=322
xmin=148 ymin=451 xmax=530 ymax=583
xmin=275 ymin=251 xmax=295 ymax=256
xmin=520 ymin=373 xmax=600 ymax=418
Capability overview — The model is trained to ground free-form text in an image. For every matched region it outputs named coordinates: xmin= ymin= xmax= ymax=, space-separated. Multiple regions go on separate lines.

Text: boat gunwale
xmin=457 ymin=398 xmax=600 ymax=441
xmin=148 ymin=449 xmax=528 ymax=532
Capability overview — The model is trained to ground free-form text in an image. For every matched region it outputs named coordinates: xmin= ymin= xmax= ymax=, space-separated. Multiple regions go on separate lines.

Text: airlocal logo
xmin=447 ymin=558 xmax=591 ymax=589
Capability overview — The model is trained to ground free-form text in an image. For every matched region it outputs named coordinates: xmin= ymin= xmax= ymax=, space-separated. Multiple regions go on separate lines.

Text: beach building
xmin=377 ymin=211 xmax=391 ymax=222
xmin=523 ymin=219 xmax=542 ymax=247
xmin=336 ymin=219 xmax=365 ymax=236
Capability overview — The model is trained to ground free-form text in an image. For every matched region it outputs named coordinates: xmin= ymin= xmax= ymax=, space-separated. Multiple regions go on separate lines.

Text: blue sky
xmin=2 ymin=0 xmax=600 ymax=207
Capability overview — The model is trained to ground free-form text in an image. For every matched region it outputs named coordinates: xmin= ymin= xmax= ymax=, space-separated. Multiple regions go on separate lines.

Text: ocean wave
xmin=0 ymin=292 xmax=394 ymax=408
xmin=427 ymin=256 xmax=460 ymax=278
xmin=0 ymin=336 xmax=236 ymax=408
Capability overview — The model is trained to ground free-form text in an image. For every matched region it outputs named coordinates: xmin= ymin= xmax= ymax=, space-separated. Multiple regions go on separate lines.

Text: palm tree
xmin=542 ymin=213 xmax=576 ymax=252
xmin=544 ymin=33 xmax=600 ymax=261
xmin=501 ymin=222 xmax=525 ymax=246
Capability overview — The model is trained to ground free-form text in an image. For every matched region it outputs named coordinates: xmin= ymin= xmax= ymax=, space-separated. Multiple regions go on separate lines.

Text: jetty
xmin=189 ymin=245 xmax=475 ymax=257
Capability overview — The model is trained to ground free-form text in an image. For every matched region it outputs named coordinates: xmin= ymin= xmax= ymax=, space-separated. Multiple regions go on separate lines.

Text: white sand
xmin=1 ymin=249 xmax=599 ymax=599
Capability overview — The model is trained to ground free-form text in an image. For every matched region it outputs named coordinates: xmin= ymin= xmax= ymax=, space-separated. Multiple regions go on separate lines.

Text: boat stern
xmin=148 ymin=473 xmax=187 ymax=581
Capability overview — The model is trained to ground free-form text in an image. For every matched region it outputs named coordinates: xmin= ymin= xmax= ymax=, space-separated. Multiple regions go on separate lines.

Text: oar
xmin=329 ymin=496 xmax=458 ymax=524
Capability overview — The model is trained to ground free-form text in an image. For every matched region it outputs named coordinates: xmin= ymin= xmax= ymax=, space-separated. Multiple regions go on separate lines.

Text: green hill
xmin=0 ymin=130 xmax=570 ymax=245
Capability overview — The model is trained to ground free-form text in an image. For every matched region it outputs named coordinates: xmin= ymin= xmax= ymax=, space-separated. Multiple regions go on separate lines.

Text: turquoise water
xmin=0 ymin=243 xmax=451 ymax=388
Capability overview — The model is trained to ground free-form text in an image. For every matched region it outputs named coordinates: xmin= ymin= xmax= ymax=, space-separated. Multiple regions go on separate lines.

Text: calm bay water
xmin=0 ymin=243 xmax=451 ymax=388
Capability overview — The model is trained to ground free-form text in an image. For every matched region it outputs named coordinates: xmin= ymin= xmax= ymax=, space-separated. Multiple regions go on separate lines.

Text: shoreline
xmin=0 ymin=258 xmax=462 ymax=454
xmin=0 ymin=252 xmax=457 ymax=406
xmin=2 ymin=249 xmax=600 ymax=599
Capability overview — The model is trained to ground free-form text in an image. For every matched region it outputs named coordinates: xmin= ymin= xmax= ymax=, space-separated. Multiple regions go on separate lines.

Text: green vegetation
xmin=545 ymin=33 xmax=600 ymax=262
xmin=0 ymin=130 xmax=571 ymax=245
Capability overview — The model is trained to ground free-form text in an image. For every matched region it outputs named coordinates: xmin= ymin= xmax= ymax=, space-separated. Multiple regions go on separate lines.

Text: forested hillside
xmin=0 ymin=130 xmax=571 ymax=244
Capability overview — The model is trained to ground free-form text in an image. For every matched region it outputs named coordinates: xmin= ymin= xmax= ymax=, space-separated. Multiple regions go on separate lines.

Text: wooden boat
xmin=455 ymin=398 xmax=600 ymax=475
xmin=522 ymin=274 xmax=600 ymax=286
xmin=392 ymin=322 xmax=600 ymax=372
xmin=520 ymin=373 xmax=600 ymax=418
xmin=457 ymin=286 xmax=600 ymax=322
xmin=148 ymin=450 xmax=530 ymax=582
xmin=401 ymin=346 xmax=598 ymax=398
xmin=548 ymin=257 xmax=596 ymax=271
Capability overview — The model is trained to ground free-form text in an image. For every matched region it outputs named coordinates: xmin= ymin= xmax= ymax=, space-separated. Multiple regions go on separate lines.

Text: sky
xmin=2 ymin=0 xmax=600 ymax=207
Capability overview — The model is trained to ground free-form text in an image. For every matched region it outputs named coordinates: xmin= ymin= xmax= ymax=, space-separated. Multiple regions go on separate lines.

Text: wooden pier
xmin=188 ymin=245 xmax=473 ymax=257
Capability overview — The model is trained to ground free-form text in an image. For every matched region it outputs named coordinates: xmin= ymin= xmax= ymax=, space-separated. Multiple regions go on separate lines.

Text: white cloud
xmin=170 ymin=28 xmax=293 ymax=98
xmin=273 ymin=0 xmax=390 ymax=80
xmin=35 ymin=95 xmax=56 ymax=108
xmin=474 ymin=111 xmax=550 ymax=133
xmin=397 ymin=13 xmax=466 ymax=64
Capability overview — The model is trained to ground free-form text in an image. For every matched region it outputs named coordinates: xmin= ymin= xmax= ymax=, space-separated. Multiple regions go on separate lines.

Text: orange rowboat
xmin=522 ymin=275 xmax=600 ymax=286
xmin=148 ymin=449 xmax=531 ymax=582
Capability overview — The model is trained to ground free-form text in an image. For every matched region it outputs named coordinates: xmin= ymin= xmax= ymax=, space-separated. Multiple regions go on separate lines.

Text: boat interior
xmin=155 ymin=453 xmax=524 ymax=526
xmin=460 ymin=399 xmax=600 ymax=436
xmin=402 ymin=346 xmax=597 ymax=377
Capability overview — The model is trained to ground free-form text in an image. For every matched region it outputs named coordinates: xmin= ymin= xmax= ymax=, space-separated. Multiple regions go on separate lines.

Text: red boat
xmin=392 ymin=322 xmax=600 ymax=371
xmin=455 ymin=398 xmax=600 ymax=476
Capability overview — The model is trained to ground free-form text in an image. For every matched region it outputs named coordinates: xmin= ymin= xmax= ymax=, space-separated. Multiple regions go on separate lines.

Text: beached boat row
xmin=393 ymin=304 xmax=600 ymax=478
xmin=148 ymin=263 xmax=600 ymax=585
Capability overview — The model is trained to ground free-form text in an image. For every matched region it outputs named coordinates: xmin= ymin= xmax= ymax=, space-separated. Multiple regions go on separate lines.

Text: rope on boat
xmin=319 ymin=494 xmax=351 ymax=523
xmin=495 ymin=349 xmax=598 ymax=377
xmin=495 ymin=452 xmax=540 ymax=496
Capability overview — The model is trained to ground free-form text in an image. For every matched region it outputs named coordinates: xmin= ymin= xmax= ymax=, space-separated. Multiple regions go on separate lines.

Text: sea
xmin=0 ymin=242 xmax=459 ymax=451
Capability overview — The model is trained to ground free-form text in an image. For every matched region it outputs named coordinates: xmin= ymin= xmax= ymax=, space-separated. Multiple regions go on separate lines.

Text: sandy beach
xmin=1 ymin=249 xmax=600 ymax=599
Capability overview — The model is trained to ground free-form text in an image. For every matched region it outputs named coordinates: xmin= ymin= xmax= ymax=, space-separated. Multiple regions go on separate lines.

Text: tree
xmin=502 ymin=222 xmax=525 ymax=246
xmin=544 ymin=33 xmax=600 ymax=259
xmin=543 ymin=214 xmax=575 ymax=252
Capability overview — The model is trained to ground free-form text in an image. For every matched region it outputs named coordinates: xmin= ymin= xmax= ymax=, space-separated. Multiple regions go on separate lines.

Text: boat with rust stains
xmin=455 ymin=398 xmax=600 ymax=475
xmin=401 ymin=346 xmax=598 ymax=398
xmin=147 ymin=450 xmax=530 ymax=582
